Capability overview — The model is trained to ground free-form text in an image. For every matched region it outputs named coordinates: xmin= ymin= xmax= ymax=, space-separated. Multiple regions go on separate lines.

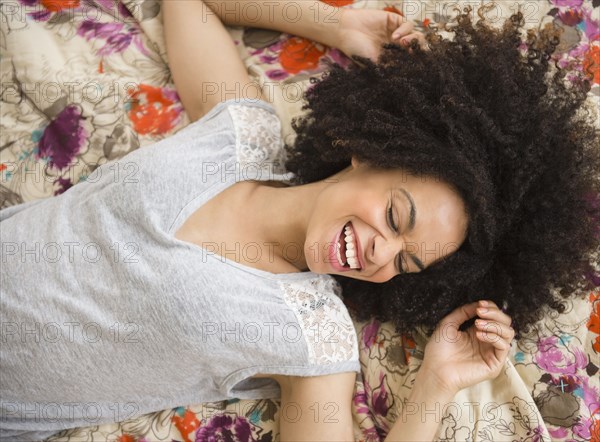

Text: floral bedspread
xmin=1 ymin=0 xmax=598 ymax=441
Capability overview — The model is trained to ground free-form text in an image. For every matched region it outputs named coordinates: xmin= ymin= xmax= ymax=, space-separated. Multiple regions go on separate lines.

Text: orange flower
xmin=172 ymin=408 xmax=201 ymax=442
xmin=583 ymin=45 xmax=600 ymax=85
xmin=321 ymin=0 xmax=354 ymax=6
xmin=40 ymin=0 xmax=80 ymax=12
xmin=116 ymin=435 xmax=136 ymax=442
xmin=401 ymin=332 xmax=416 ymax=364
xmin=279 ymin=37 xmax=326 ymax=74
xmin=128 ymin=84 xmax=180 ymax=136
xmin=587 ymin=291 xmax=600 ymax=354
xmin=591 ymin=415 xmax=600 ymax=442
xmin=383 ymin=5 xmax=403 ymax=15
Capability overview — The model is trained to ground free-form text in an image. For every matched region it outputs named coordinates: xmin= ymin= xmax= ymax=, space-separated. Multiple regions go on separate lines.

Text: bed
xmin=1 ymin=0 xmax=598 ymax=440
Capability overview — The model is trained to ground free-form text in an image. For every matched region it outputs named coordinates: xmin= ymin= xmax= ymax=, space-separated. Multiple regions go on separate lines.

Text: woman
xmin=1 ymin=0 xmax=597 ymax=441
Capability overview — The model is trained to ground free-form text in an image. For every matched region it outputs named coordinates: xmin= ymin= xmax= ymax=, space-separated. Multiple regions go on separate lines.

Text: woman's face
xmin=304 ymin=158 xmax=469 ymax=283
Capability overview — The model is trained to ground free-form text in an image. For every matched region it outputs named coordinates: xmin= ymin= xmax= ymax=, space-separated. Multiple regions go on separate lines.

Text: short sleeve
xmin=279 ymin=277 xmax=360 ymax=368
xmin=225 ymin=102 xmax=288 ymax=176
xmin=219 ymin=276 xmax=360 ymax=401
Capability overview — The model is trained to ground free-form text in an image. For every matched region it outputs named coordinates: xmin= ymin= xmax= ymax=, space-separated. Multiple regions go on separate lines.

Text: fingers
xmin=391 ymin=20 xmax=414 ymax=40
xmin=398 ymin=32 xmax=427 ymax=49
xmin=440 ymin=299 xmax=514 ymax=336
xmin=476 ymin=300 xmax=512 ymax=328
xmin=476 ymin=300 xmax=515 ymax=344
xmin=390 ymin=20 xmax=428 ymax=51
xmin=475 ymin=300 xmax=515 ymax=367
xmin=439 ymin=301 xmax=480 ymax=330
xmin=475 ymin=318 xmax=515 ymax=344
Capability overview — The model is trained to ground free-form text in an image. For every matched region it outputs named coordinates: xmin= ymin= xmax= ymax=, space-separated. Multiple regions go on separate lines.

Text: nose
xmin=370 ymin=235 xmax=403 ymax=269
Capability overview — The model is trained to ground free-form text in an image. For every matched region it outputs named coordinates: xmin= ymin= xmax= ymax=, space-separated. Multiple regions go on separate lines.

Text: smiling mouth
xmin=337 ymin=222 xmax=361 ymax=270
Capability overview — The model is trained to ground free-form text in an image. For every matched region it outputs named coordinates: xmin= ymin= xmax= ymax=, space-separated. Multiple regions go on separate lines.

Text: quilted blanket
xmin=1 ymin=0 xmax=598 ymax=441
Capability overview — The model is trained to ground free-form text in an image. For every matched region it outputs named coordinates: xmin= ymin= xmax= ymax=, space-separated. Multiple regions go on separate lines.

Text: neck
xmin=247 ymin=180 xmax=327 ymax=272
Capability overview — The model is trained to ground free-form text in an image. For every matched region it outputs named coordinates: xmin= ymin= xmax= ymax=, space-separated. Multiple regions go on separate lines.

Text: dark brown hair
xmin=284 ymin=5 xmax=600 ymax=338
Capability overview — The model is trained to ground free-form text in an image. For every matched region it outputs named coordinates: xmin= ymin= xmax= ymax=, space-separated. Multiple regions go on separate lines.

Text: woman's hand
xmin=335 ymin=8 xmax=428 ymax=62
xmin=418 ymin=300 xmax=516 ymax=396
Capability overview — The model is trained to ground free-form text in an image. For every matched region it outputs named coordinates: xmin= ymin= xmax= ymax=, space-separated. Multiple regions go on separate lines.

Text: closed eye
xmin=387 ymin=206 xmax=398 ymax=232
xmin=387 ymin=200 xmax=404 ymax=273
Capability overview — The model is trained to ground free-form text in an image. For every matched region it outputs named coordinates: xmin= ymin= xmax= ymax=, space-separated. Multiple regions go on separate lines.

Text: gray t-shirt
xmin=0 ymin=98 xmax=360 ymax=441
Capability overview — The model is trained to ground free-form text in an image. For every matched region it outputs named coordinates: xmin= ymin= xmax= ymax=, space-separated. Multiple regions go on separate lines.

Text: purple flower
xmin=265 ymin=69 xmax=289 ymax=81
xmin=77 ymin=20 xmax=143 ymax=56
xmin=557 ymin=9 xmax=583 ymax=26
xmin=586 ymin=269 xmax=600 ymax=286
xmin=362 ymin=320 xmax=380 ymax=349
xmin=370 ymin=372 xmax=392 ymax=417
xmin=582 ymin=11 xmax=600 ymax=41
xmin=118 ymin=2 xmax=133 ymax=20
xmin=38 ymin=105 xmax=87 ymax=170
xmin=259 ymin=55 xmax=279 ymax=64
xmin=327 ymin=48 xmax=352 ymax=69
xmin=78 ymin=20 xmax=124 ymax=41
xmin=54 ymin=176 xmax=73 ymax=195
xmin=196 ymin=414 xmax=255 ymax=442
xmin=102 ymin=31 xmax=133 ymax=55
xmin=353 ymin=384 xmax=370 ymax=415
xmin=29 ymin=9 xmax=51 ymax=21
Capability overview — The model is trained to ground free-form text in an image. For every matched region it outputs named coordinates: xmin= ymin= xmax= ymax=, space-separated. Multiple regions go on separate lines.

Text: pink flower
xmin=534 ymin=335 xmax=588 ymax=374
xmin=551 ymin=0 xmax=584 ymax=7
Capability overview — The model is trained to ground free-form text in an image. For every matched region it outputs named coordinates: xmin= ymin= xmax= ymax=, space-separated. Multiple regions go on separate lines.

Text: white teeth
xmin=343 ymin=224 xmax=360 ymax=269
xmin=336 ymin=245 xmax=344 ymax=266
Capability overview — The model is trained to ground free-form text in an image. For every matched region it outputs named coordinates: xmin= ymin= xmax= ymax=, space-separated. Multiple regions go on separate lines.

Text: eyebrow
xmin=396 ymin=188 xmax=425 ymax=271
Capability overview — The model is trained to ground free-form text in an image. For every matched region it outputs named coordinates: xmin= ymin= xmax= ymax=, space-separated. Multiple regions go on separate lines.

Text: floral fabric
xmin=1 ymin=0 xmax=598 ymax=441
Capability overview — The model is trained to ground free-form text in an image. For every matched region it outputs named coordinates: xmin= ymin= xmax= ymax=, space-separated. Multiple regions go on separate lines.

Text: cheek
xmin=363 ymin=265 xmax=396 ymax=284
xmin=332 ymin=183 xmax=383 ymax=218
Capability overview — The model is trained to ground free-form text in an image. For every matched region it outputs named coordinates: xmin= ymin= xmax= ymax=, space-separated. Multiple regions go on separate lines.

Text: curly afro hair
xmin=284 ymin=5 xmax=600 ymax=339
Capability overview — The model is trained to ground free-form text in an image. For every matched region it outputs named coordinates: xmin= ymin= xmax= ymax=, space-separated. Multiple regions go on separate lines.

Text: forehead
xmin=390 ymin=171 xmax=468 ymax=260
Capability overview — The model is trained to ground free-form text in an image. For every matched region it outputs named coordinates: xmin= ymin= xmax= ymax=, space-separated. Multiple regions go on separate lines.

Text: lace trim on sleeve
xmin=227 ymin=104 xmax=288 ymax=177
xmin=280 ymin=277 xmax=359 ymax=366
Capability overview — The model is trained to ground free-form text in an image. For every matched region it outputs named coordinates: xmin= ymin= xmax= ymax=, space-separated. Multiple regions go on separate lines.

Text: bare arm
xmin=162 ymin=0 xmax=263 ymax=121
xmin=204 ymin=0 xmax=342 ymax=47
xmin=204 ymin=1 xmax=427 ymax=60
xmin=274 ymin=299 xmax=515 ymax=441
xmin=273 ymin=371 xmax=450 ymax=442
xmin=384 ymin=369 xmax=455 ymax=441
xmin=275 ymin=372 xmax=356 ymax=442
xmin=162 ymin=0 xmax=343 ymax=121
xmin=162 ymin=0 xmax=423 ymax=120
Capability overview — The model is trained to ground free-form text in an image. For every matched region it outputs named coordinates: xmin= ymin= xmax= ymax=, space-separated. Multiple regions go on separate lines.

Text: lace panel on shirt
xmin=227 ymin=104 xmax=288 ymax=177
xmin=280 ymin=278 xmax=359 ymax=366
